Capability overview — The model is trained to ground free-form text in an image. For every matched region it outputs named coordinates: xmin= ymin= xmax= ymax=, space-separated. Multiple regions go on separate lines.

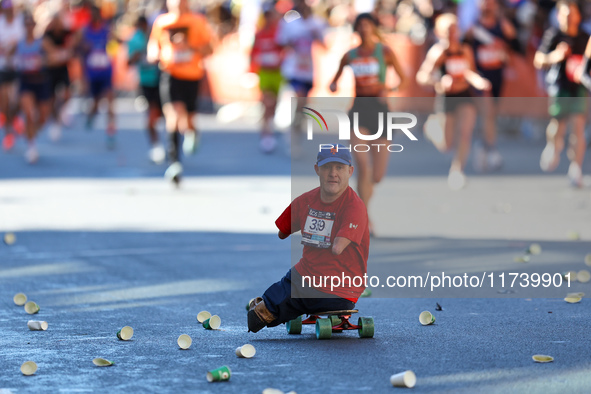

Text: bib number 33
xmin=302 ymin=208 xmax=335 ymax=249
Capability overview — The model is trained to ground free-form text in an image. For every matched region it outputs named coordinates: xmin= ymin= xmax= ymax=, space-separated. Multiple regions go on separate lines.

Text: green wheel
xmin=329 ymin=315 xmax=342 ymax=326
xmin=358 ymin=317 xmax=374 ymax=338
xmin=315 ymin=318 xmax=332 ymax=339
xmin=286 ymin=315 xmax=302 ymax=334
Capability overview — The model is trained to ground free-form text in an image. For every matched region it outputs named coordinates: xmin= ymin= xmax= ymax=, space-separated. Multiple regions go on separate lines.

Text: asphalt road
xmin=1 ymin=102 xmax=591 ymax=393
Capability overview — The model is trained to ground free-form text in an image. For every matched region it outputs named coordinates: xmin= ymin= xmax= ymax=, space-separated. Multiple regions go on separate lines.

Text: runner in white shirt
xmin=276 ymin=0 xmax=326 ymax=156
xmin=0 ymin=0 xmax=24 ymax=151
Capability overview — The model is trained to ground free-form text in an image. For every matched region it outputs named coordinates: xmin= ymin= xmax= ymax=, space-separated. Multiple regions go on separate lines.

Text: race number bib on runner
xmin=88 ymin=51 xmax=110 ymax=69
xmin=301 ymin=207 xmax=335 ymax=249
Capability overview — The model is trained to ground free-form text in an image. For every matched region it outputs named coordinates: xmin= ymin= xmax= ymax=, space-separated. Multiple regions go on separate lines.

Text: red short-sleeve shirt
xmin=276 ymin=186 xmax=370 ymax=302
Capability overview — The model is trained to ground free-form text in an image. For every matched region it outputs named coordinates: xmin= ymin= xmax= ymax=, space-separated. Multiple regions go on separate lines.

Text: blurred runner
xmin=464 ymin=0 xmax=516 ymax=172
xmin=329 ymin=13 xmax=408 ymax=235
xmin=147 ymin=0 xmax=213 ymax=185
xmin=250 ymin=2 xmax=282 ymax=153
xmin=43 ymin=13 xmax=75 ymax=142
xmin=15 ymin=13 xmax=51 ymax=163
xmin=128 ymin=15 xmax=165 ymax=164
xmin=76 ymin=6 xmax=116 ymax=149
xmin=0 ymin=0 xmax=24 ymax=151
xmin=417 ymin=13 xmax=491 ymax=190
xmin=534 ymin=0 xmax=588 ymax=188
xmin=276 ymin=0 xmax=326 ymax=157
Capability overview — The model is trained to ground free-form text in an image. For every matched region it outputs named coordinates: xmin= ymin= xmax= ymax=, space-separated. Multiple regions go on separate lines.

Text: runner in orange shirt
xmin=147 ymin=0 xmax=213 ymax=185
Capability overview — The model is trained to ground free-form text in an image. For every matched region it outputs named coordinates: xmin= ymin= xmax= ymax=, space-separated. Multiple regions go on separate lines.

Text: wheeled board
xmin=285 ymin=310 xmax=374 ymax=339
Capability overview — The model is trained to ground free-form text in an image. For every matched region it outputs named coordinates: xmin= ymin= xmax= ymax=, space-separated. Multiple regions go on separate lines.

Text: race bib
xmin=296 ymin=55 xmax=313 ymax=72
xmin=301 ymin=207 xmax=335 ymax=249
xmin=477 ymin=46 xmax=504 ymax=69
xmin=172 ymin=50 xmax=192 ymax=64
xmin=445 ymin=57 xmax=469 ymax=78
xmin=258 ymin=52 xmax=280 ymax=68
xmin=88 ymin=51 xmax=110 ymax=69
xmin=20 ymin=54 xmax=42 ymax=72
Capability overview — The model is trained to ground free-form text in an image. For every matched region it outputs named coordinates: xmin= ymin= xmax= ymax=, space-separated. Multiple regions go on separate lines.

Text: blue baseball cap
xmin=316 ymin=144 xmax=352 ymax=167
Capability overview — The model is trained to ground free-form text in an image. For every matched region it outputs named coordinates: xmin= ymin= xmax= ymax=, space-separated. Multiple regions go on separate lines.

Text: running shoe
xmin=2 ymin=133 xmax=15 ymax=151
xmin=165 ymin=161 xmax=183 ymax=185
xmin=540 ymin=143 xmax=560 ymax=172
xmin=487 ymin=148 xmax=503 ymax=172
xmin=259 ymin=134 xmax=277 ymax=154
xmin=25 ymin=144 xmax=39 ymax=164
xmin=447 ymin=169 xmax=466 ymax=191
xmin=568 ymin=162 xmax=583 ymax=188
xmin=49 ymin=123 xmax=62 ymax=142
xmin=85 ymin=115 xmax=95 ymax=131
xmin=472 ymin=142 xmax=487 ymax=173
xmin=13 ymin=116 xmax=24 ymax=135
xmin=182 ymin=130 xmax=200 ymax=156
xmin=59 ymin=106 xmax=72 ymax=127
xmin=106 ymin=135 xmax=116 ymax=150
xmin=149 ymin=143 xmax=166 ymax=164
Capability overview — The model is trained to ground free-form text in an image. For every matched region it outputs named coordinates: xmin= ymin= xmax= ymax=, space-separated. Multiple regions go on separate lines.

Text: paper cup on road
xmin=513 ymin=255 xmax=530 ymax=263
xmin=577 ymin=270 xmax=591 ymax=283
xmin=235 ymin=344 xmax=256 ymax=358
xmin=197 ymin=311 xmax=211 ymax=323
xmin=13 ymin=293 xmax=27 ymax=306
xmin=390 ymin=370 xmax=416 ymax=388
xmin=526 ymin=243 xmax=542 ymax=255
xmin=203 ymin=315 xmax=221 ymax=330
xmin=562 ymin=271 xmax=577 ymax=282
xmin=20 ymin=361 xmax=37 ymax=376
xmin=564 ymin=296 xmax=582 ymax=304
xmin=206 ymin=365 xmax=231 ymax=382
xmin=177 ymin=334 xmax=192 ymax=349
xmin=419 ymin=311 xmax=435 ymax=325
xmin=24 ymin=301 xmax=40 ymax=314
xmin=532 ymin=355 xmax=553 ymax=363
xmin=117 ymin=326 xmax=133 ymax=340
xmin=27 ymin=321 xmax=48 ymax=331
xmin=93 ymin=358 xmax=114 ymax=366
xmin=4 ymin=232 xmax=16 ymax=245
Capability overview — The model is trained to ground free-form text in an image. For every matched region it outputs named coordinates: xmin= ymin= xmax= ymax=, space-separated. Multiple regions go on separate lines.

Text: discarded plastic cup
xmin=203 ymin=315 xmax=221 ymax=330
xmin=235 ymin=344 xmax=256 ymax=358
xmin=562 ymin=271 xmax=577 ymax=282
xmin=532 ymin=355 xmax=553 ymax=363
xmin=419 ymin=311 xmax=435 ymax=325
xmin=4 ymin=232 xmax=16 ymax=245
xmin=24 ymin=301 xmax=40 ymax=314
xmin=577 ymin=270 xmax=591 ymax=283
xmin=564 ymin=296 xmax=582 ymax=304
xmin=20 ymin=361 xmax=37 ymax=375
xmin=197 ymin=311 xmax=211 ymax=323
xmin=93 ymin=358 xmax=114 ymax=366
xmin=177 ymin=334 xmax=192 ymax=349
xmin=27 ymin=321 xmax=48 ymax=331
xmin=390 ymin=370 xmax=416 ymax=388
xmin=526 ymin=243 xmax=542 ymax=255
xmin=117 ymin=326 xmax=134 ymax=340
xmin=514 ymin=255 xmax=530 ymax=263
xmin=206 ymin=365 xmax=231 ymax=382
xmin=13 ymin=293 xmax=27 ymax=306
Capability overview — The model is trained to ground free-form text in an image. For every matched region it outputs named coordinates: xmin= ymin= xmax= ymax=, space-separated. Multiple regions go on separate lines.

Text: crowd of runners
xmin=1 ymin=0 xmax=590 ymax=189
